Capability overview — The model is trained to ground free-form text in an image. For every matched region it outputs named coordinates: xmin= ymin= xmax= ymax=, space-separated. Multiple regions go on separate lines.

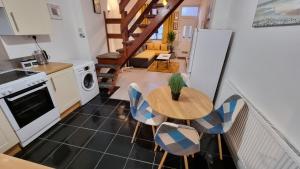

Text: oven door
xmin=3 ymin=83 xmax=55 ymax=129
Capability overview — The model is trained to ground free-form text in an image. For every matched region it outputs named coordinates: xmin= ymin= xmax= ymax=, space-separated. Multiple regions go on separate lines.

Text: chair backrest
xmin=128 ymin=83 xmax=143 ymax=118
xmin=192 ymin=94 xmax=247 ymax=134
xmin=217 ymin=95 xmax=247 ymax=132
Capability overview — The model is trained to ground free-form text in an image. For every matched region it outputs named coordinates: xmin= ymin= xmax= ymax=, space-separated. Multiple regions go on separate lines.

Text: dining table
xmin=147 ymin=86 xmax=213 ymax=125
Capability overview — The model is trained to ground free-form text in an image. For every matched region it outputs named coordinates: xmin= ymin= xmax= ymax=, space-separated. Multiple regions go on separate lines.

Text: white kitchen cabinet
xmin=0 ymin=0 xmax=51 ymax=35
xmin=0 ymin=107 xmax=19 ymax=153
xmin=48 ymin=68 xmax=80 ymax=114
xmin=0 ymin=1 xmax=3 ymax=8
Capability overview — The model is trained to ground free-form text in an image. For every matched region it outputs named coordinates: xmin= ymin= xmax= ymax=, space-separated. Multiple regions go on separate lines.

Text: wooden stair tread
xmin=97 ymin=73 xmax=115 ymax=78
xmin=152 ymin=3 xmax=164 ymax=8
xmin=107 ymin=34 xmax=122 ymax=39
xmin=99 ymin=82 xmax=114 ymax=88
xmin=130 ymin=33 xmax=140 ymax=38
xmin=145 ymin=14 xmax=156 ymax=18
xmin=116 ymin=48 xmax=124 ymax=53
xmin=138 ymin=24 xmax=148 ymax=28
xmin=95 ymin=64 xmax=118 ymax=70
xmin=122 ymin=40 xmax=134 ymax=45
xmin=97 ymin=52 xmax=121 ymax=59
xmin=105 ymin=18 xmax=122 ymax=24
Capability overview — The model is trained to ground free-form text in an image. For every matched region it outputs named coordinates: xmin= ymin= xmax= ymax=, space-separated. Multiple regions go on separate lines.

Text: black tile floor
xmin=15 ymin=91 xmax=236 ymax=169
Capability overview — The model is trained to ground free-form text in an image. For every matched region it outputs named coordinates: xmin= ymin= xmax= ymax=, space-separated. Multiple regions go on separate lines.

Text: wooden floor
xmin=110 ymin=58 xmax=186 ymax=101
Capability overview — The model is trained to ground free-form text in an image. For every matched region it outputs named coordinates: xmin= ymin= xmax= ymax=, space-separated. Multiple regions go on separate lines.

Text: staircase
xmin=97 ymin=0 xmax=184 ymax=91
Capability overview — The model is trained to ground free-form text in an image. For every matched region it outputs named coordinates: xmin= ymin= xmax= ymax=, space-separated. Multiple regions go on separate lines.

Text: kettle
xmin=33 ymin=50 xmax=49 ymax=65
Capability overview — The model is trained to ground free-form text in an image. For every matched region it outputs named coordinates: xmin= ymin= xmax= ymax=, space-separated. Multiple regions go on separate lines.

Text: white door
xmin=175 ymin=5 xmax=200 ymax=58
xmin=2 ymin=0 xmax=51 ymax=35
xmin=189 ymin=29 xmax=232 ymax=100
xmin=48 ymin=68 xmax=80 ymax=114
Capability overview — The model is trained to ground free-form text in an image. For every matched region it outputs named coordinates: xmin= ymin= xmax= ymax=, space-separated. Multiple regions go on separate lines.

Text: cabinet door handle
xmin=10 ymin=12 xmax=19 ymax=32
xmin=50 ymin=78 xmax=56 ymax=92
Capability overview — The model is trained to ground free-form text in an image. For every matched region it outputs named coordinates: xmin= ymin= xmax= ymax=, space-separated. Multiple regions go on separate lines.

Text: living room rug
xmin=148 ymin=61 xmax=179 ymax=73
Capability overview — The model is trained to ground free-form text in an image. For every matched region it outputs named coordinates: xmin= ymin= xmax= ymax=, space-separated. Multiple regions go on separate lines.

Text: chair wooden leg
xmin=151 ymin=126 xmax=156 ymax=137
xmin=184 ymin=156 xmax=189 ymax=169
xmin=199 ymin=132 xmax=204 ymax=140
xmin=158 ymin=151 xmax=168 ymax=169
xmin=152 ymin=126 xmax=158 ymax=151
xmin=218 ymin=134 xmax=223 ymax=160
xmin=186 ymin=120 xmax=191 ymax=126
xmin=154 ymin=144 xmax=158 ymax=152
xmin=131 ymin=122 xmax=141 ymax=143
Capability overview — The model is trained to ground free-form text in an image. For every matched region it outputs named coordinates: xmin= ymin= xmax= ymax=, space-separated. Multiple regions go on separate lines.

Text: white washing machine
xmin=61 ymin=60 xmax=99 ymax=105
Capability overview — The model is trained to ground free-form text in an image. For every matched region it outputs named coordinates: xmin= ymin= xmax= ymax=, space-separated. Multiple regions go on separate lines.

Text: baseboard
xmin=4 ymin=144 xmax=22 ymax=156
xmin=60 ymin=102 xmax=81 ymax=119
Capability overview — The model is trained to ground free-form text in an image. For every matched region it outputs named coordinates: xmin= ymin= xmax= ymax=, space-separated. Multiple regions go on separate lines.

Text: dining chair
xmin=128 ymin=83 xmax=166 ymax=143
xmin=154 ymin=122 xmax=200 ymax=169
xmin=191 ymin=95 xmax=247 ymax=160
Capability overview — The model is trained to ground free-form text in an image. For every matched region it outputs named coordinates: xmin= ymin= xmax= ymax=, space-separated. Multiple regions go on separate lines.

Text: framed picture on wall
xmin=173 ymin=21 xmax=178 ymax=30
xmin=174 ymin=11 xmax=179 ymax=20
xmin=253 ymin=0 xmax=300 ymax=27
xmin=47 ymin=3 xmax=62 ymax=20
xmin=93 ymin=0 xmax=101 ymax=14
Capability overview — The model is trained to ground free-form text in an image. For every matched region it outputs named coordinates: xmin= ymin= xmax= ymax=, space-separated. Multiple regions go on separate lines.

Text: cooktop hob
xmin=0 ymin=70 xmax=37 ymax=85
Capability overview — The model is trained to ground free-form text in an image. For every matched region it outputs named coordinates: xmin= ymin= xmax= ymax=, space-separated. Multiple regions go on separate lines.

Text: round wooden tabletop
xmin=147 ymin=86 xmax=213 ymax=120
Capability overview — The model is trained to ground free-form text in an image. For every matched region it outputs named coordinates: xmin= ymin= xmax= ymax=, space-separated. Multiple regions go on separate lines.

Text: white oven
xmin=0 ymin=70 xmax=60 ymax=147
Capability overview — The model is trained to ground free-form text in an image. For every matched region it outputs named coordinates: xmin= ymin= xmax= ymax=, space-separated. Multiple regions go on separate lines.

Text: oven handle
xmin=6 ymin=84 xmax=48 ymax=102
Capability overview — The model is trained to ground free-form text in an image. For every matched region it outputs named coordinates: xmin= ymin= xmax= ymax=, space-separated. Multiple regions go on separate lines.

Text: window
xmin=181 ymin=6 xmax=199 ymax=17
xmin=150 ymin=25 xmax=163 ymax=40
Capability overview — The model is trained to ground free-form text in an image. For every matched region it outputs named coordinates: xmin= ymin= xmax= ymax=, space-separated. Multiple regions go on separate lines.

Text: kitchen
xmin=0 ymin=0 xmax=106 ymax=167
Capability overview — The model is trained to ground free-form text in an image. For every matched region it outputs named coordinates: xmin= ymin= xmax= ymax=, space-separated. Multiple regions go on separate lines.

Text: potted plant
xmin=167 ymin=31 xmax=176 ymax=53
xmin=168 ymin=73 xmax=185 ymax=101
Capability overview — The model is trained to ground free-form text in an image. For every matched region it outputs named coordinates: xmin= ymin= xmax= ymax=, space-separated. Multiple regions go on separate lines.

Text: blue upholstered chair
xmin=154 ymin=122 xmax=200 ymax=169
xmin=192 ymin=95 xmax=247 ymax=160
xmin=128 ymin=83 xmax=166 ymax=143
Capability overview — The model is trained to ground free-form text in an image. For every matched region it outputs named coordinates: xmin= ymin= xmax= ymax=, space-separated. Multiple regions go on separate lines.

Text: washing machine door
xmin=82 ymin=72 xmax=96 ymax=91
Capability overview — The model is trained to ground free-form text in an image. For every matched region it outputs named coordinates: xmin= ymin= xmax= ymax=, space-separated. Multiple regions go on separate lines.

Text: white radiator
xmin=217 ymin=81 xmax=300 ymax=169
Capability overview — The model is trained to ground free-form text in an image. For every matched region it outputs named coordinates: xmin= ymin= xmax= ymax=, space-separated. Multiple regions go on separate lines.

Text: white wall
xmin=212 ymin=0 xmax=300 ymax=150
xmin=80 ymin=0 xmax=108 ymax=62
xmin=209 ymin=0 xmax=233 ymax=29
xmin=0 ymin=0 xmax=108 ymax=63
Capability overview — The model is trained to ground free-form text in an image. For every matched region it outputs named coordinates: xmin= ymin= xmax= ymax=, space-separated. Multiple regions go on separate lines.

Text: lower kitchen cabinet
xmin=0 ymin=108 xmax=19 ymax=153
xmin=48 ymin=67 xmax=80 ymax=114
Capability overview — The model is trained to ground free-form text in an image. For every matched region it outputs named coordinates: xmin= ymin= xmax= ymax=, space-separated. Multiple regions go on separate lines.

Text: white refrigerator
xmin=187 ymin=29 xmax=232 ymax=102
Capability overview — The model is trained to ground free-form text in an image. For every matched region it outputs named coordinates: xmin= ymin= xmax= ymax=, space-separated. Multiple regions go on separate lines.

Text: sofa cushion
xmin=134 ymin=51 xmax=156 ymax=61
xmin=146 ymin=43 xmax=154 ymax=50
xmin=147 ymin=50 xmax=170 ymax=55
xmin=161 ymin=44 xmax=168 ymax=51
xmin=153 ymin=43 xmax=161 ymax=50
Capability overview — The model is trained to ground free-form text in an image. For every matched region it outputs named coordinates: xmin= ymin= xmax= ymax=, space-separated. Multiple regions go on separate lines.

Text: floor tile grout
xmin=62 ymin=115 xmax=99 ymax=169
xmin=16 ymin=96 xmax=236 ymax=169
xmin=93 ymin=116 xmax=125 ymax=169
xmin=122 ymin=138 xmax=136 ymax=169
xmin=40 ymin=126 xmax=80 ymax=165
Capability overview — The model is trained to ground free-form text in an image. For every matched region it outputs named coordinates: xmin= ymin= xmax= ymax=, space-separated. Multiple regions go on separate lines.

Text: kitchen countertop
xmin=0 ymin=154 xmax=52 ymax=169
xmin=32 ymin=62 xmax=73 ymax=75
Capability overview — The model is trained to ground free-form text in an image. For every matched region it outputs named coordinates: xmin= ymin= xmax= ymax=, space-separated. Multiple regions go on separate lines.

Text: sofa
xmin=129 ymin=42 xmax=170 ymax=68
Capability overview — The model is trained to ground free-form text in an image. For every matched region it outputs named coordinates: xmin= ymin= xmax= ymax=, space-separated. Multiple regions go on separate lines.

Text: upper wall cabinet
xmin=0 ymin=0 xmax=51 ymax=35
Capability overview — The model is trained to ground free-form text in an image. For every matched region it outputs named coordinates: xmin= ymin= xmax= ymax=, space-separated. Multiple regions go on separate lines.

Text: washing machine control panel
xmin=84 ymin=66 xmax=90 ymax=71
